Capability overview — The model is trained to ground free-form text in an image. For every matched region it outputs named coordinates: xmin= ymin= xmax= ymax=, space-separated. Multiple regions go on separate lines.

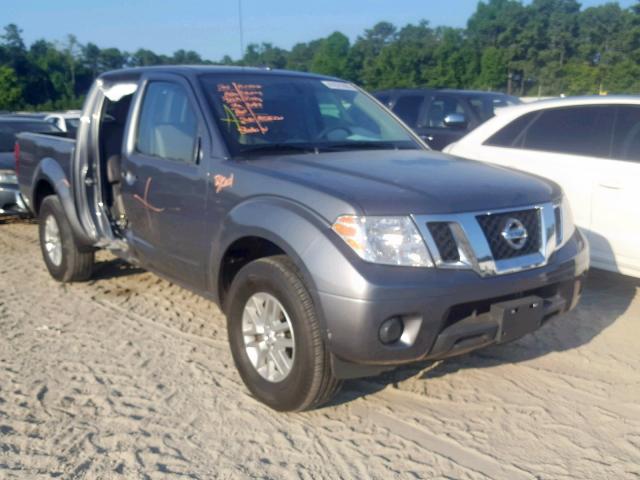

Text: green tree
xmin=286 ymin=39 xmax=322 ymax=72
xmin=310 ymin=32 xmax=350 ymax=78
xmin=428 ymin=27 xmax=476 ymax=88
xmin=128 ymin=48 xmax=163 ymax=67
xmin=82 ymin=42 xmax=101 ymax=78
xmin=241 ymin=43 xmax=288 ymax=68
xmin=172 ymin=49 xmax=205 ymax=64
xmin=4 ymin=2 xmax=640 ymax=110
xmin=477 ymin=46 xmax=508 ymax=89
xmin=99 ymin=48 xmax=127 ymax=71
xmin=0 ymin=65 xmax=22 ymax=109
xmin=348 ymin=21 xmax=397 ymax=85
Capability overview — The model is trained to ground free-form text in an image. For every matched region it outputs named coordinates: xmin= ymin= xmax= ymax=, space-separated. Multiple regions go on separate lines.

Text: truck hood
xmin=246 ymin=150 xmax=561 ymax=215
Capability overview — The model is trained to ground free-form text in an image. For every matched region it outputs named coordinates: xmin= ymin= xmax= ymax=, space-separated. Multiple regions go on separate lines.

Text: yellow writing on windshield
xmin=218 ymin=83 xmax=284 ymax=135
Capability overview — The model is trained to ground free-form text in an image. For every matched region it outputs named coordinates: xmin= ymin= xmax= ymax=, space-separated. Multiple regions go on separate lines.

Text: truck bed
xmin=16 ymin=132 xmax=76 ymax=210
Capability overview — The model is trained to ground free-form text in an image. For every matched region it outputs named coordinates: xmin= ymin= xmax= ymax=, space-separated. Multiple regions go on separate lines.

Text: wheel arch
xmin=211 ymin=197 xmax=332 ymax=319
xmin=30 ymin=158 xmax=93 ymax=247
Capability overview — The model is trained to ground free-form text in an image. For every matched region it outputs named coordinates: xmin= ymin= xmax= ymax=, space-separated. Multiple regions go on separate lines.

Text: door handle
xmin=124 ymin=170 xmax=138 ymax=186
xmin=421 ymin=135 xmax=434 ymax=142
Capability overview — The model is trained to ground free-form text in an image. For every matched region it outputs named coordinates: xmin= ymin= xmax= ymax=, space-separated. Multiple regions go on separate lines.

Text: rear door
xmin=590 ymin=105 xmax=640 ymax=276
xmin=420 ymin=94 xmax=475 ymax=150
xmin=120 ymin=75 xmax=210 ymax=288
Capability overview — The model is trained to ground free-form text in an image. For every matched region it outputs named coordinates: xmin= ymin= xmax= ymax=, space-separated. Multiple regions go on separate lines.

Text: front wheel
xmin=225 ymin=255 xmax=342 ymax=411
xmin=38 ymin=195 xmax=94 ymax=282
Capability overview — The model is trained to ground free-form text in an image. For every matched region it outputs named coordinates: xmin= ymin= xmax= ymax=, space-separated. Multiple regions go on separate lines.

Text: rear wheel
xmin=38 ymin=195 xmax=94 ymax=282
xmin=226 ymin=255 xmax=342 ymax=411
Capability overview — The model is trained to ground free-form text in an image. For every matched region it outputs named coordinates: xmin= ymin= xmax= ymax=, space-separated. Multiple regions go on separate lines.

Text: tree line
xmin=2 ymin=0 xmax=640 ymax=111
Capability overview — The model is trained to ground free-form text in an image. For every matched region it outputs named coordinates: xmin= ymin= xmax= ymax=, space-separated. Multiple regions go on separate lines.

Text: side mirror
xmin=443 ymin=113 xmax=467 ymax=129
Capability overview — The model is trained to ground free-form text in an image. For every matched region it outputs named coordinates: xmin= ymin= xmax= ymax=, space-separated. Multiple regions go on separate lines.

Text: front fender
xmin=32 ymin=158 xmax=93 ymax=247
xmin=210 ymin=196 xmax=370 ymax=335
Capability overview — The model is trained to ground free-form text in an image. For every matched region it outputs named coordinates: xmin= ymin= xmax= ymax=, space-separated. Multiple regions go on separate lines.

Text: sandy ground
xmin=0 ymin=220 xmax=639 ymax=480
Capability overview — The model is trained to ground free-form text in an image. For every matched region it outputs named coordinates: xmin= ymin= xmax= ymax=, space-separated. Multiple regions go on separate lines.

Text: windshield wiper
xmin=238 ymin=143 xmax=317 ymax=156
xmin=319 ymin=141 xmax=408 ymax=151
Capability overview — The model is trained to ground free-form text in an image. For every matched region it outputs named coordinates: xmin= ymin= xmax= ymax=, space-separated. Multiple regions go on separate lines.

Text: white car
xmin=445 ymin=96 xmax=640 ymax=278
xmin=44 ymin=111 xmax=82 ymax=134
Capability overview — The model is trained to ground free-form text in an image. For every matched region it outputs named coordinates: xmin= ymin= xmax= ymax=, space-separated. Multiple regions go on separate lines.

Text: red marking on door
xmin=214 ymin=173 xmax=234 ymax=193
xmin=133 ymin=177 xmax=165 ymax=213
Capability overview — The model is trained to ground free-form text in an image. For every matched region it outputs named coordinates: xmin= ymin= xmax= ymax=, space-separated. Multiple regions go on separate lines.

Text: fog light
xmin=379 ymin=316 xmax=404 ymax=345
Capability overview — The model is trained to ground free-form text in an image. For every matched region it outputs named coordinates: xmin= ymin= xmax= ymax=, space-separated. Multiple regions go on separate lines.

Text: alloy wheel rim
xmin=44 ymin=215 xmax=62 ymax=267
xmin=242 ymin=292 xmax=295 ymax=383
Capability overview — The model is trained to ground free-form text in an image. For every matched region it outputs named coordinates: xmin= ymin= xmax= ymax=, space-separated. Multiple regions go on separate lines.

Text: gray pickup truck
xmin=16 ymin=66 xmax=589 ymax=411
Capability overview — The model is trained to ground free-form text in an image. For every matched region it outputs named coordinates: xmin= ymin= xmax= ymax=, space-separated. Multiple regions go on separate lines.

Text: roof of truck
xmin=99 ymin=65 xmax=340 ymax=83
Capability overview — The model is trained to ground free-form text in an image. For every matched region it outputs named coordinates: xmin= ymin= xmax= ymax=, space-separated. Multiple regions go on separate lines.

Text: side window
xmin=468 ymin=97 xmax=487 ymax=120
xmin=136 ymin=82 xmax=198 ymax=163
xmin=612 ymin=106 xmax=640 ymax=162
xmin=484 ymin=111 xmax=539 ymax=148
xmin=522 ymin=105 xmax=615 ymax=158
xmin=392 ymin=95 xmax=425 ymax=127
xmin=425 ymin=96 xmax=466 ymax=129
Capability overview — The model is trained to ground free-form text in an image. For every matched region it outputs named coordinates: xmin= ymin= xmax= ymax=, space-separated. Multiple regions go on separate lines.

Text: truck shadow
xmin=91 ymin=258 xmax=146 ymax=280
xmin=332 ymin=231 xmax=638 ymax=407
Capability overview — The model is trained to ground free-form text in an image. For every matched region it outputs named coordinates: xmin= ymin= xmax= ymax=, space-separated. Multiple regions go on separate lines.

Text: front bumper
xmin=318 ymin=229 xmax=589 ymax=373
xmin=0 ymin=183 xmax=28 ymax=216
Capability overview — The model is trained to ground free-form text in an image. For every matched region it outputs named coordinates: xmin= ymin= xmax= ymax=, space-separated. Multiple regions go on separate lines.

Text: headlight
xmin=332 ymin=215 xmax=433 ymax=267
xmin=555 ymin=196 xmax=576 ymax=249
xmin=0 ymin=169 xmax=17 ymax=184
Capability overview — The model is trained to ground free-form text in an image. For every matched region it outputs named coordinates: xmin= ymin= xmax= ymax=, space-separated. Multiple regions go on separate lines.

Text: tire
xmin=225 ymin=255 xmax=342 ymax=411
xmin=38 ymin=195 xmax=94 ymax=282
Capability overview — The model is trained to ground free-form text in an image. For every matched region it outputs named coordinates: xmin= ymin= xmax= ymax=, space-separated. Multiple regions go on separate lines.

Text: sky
xmin=5 ymin=0 xmax=637 ymax=61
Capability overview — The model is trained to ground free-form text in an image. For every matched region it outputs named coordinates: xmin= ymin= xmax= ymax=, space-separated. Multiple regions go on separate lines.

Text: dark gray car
xmin=374 ymin=89 xmax=521 ymax=150
xmin=0 ymin=117 xmax=61 ymax=216
xmin=16 ymin=67 xmax=588 ymax=411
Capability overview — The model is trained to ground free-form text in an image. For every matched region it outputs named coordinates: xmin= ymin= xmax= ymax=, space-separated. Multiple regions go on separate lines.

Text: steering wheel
xmin=314 ymin=125 xmax=353 ymax=141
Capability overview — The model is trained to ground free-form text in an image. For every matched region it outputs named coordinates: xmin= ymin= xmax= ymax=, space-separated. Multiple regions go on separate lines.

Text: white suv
xmin=445 ymin=96 xmax=640 ymax=278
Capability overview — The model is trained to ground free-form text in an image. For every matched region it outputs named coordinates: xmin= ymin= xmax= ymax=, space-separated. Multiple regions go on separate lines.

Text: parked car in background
xmin=45 ymin=111 xmax=82 ymax=135
xmin=16 ymin=67 xmax=587 ymax=411
xmin=373 ymin=89 xmax=520 ymax=150
xmin=445 ymin=96 xmax=640 ymax=278
xmin=1 ymin=117 xmax=62 ymax=216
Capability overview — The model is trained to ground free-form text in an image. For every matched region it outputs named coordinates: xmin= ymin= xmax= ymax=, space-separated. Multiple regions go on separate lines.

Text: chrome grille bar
xmin=412 ymin=202 xmax=558 ymax=277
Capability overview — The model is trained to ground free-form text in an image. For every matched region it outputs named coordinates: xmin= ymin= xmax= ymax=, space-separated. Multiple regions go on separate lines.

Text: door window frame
xmin=125 ymin=73 xmax=210 ymax=167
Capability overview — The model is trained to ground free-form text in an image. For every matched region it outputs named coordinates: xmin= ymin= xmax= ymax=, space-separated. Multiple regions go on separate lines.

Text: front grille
xmin=476 ymin=209 xmax=541 ymax=260
xmin=427 ymin=222 xmax=460 ymax=262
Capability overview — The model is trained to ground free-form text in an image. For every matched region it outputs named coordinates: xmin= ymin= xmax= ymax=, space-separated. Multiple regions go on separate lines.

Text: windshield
xmin=0 ymin=121 xmax=60 ymax=152
xmin=199 ymin=74 xmax=422 ymax=157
